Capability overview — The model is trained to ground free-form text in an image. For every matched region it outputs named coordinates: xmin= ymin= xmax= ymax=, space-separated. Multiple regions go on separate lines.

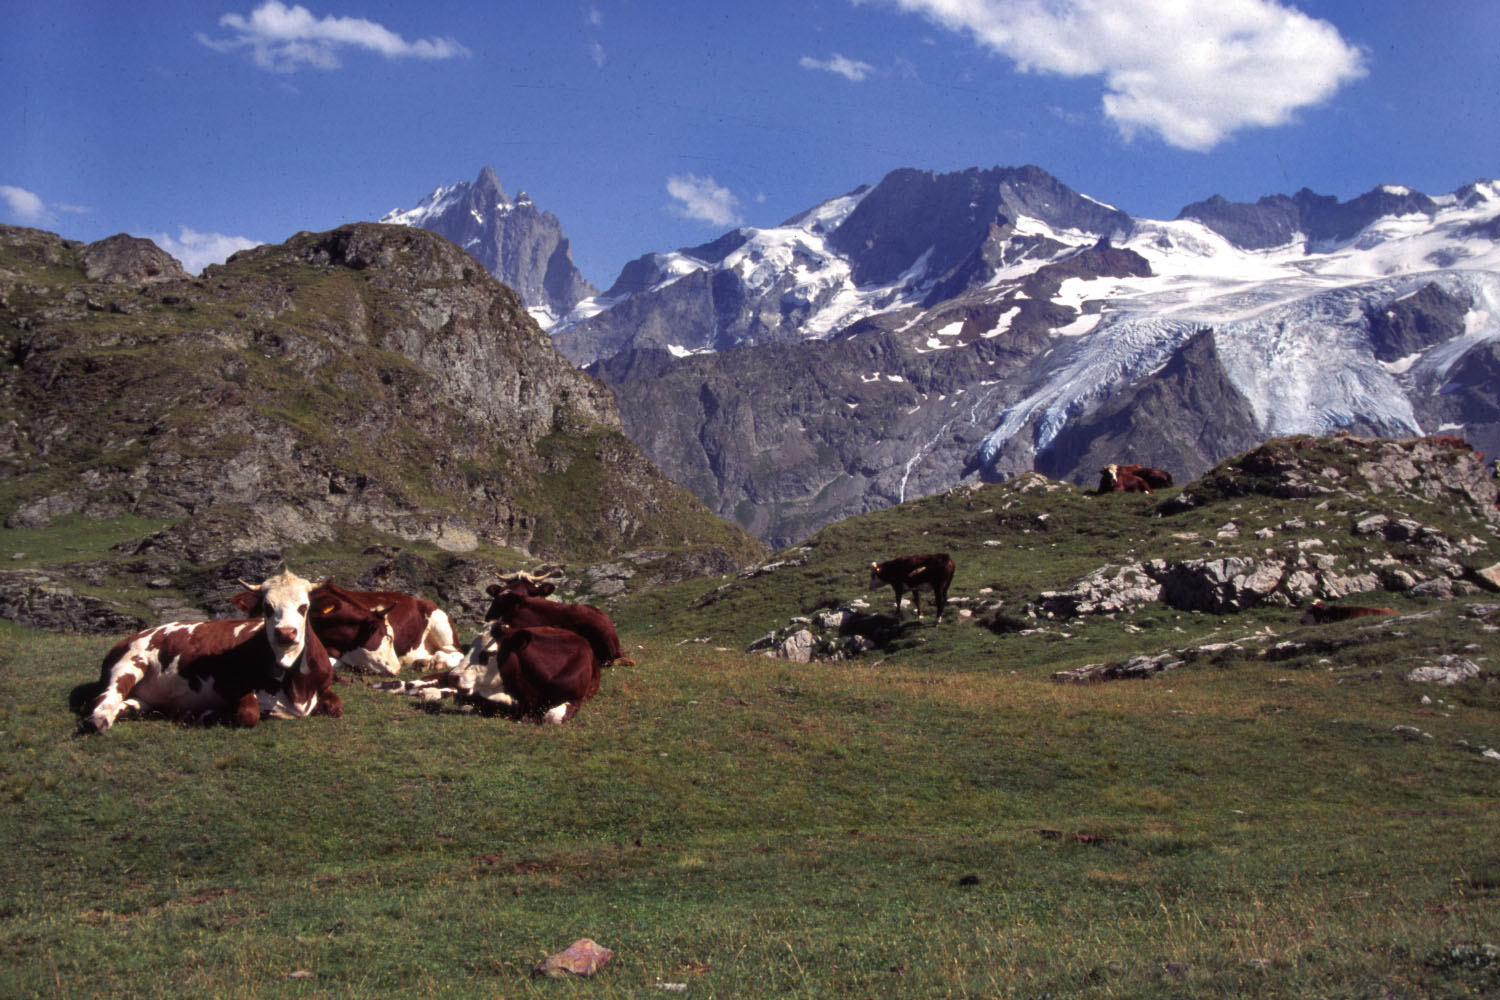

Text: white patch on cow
xmin=542 ymin=703 xmax=569 ymax=724
xmin=336 ymin=623 xmax=401 ymax=676
xmin=409 ymin=609 xmax=463 ymax=671
xmin=233 ymin=621 xmax=260 ymax=640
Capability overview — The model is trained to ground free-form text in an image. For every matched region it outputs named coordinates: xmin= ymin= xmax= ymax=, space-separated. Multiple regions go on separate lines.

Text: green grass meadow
xmin=3 ymin=464 xmax=1500 ymax=998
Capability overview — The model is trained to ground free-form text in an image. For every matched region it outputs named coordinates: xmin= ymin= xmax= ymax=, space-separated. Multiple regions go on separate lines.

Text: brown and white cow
xmin=81 ymin=570 xmax=341 ymax=733
xmin=1097 ymin=463 xmax=1153 ymax=493
xmin=309 ymin=582 xmax=464 ymax=674
xmin=1299 ymin=600 xmax=1398 ymax=625
xmin=869 ymin=553 xmax=956 ymax=622
xmin=483 ymin=573 xmax=634 ymax=667
xmin=1116 ymin=463 xmax=1173 ymax=489
xmin=393 ymin=624 xmax=601 ymax=724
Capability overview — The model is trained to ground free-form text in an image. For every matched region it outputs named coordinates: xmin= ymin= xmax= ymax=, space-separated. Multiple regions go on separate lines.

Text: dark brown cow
xmin=1299 ymin=600 xmax=1398 ymax=625
xmin=396 ymin=624 xmax=600 ymax=724
xmin=82 ymin=570 xmax=340 ymax=733
xmin=483 ymin=577 xmax=633 ymax=667
xmin=869 ymin=553 xmax=955 ymax=622
xmin=1116 ymin=463 xmax=1173 ymax=489
xmin=1097 ymin=463 xmax=1153 ymax=493
xmin=310 ymin=583 xmax=464 ymax=674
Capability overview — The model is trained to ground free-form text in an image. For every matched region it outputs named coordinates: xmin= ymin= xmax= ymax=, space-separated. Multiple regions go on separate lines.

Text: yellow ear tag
xmin=320 ymin=604 xmax=337 ymax=615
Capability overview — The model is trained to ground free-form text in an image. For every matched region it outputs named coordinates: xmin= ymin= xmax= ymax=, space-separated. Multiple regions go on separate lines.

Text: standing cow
xmin=869 ymin=553 xmax=956 ymax=623
xmin=81 ymin=570 xmax=342 ymax=733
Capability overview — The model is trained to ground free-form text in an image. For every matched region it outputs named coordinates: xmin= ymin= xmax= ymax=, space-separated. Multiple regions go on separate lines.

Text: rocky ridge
xmin=0 ymin=223 xmax=764 ymax=631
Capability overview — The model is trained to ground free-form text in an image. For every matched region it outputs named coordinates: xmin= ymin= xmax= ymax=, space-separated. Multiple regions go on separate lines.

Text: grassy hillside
xmin=2 ymin=435 xmax=1497 ymax=998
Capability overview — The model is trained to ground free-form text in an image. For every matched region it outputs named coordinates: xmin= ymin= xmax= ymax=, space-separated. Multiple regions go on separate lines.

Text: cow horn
xmin=237 ymin=577 xmax=265 ymax=591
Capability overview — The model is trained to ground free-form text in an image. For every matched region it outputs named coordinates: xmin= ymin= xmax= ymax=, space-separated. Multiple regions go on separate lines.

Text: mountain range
xmin=389 ymin=165 xmax=1500 ymax=549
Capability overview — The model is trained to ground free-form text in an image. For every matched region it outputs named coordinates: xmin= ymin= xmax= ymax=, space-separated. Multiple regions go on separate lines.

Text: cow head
xmin=231 ymin=570 xmax=317 ymax=669
xmin=485 ymin=571 xmax=555 ymax=621
xmin=309 ymin=582 xmax=400 ymax=675
xmin=868 ymin=561 xmax=885 ymax=590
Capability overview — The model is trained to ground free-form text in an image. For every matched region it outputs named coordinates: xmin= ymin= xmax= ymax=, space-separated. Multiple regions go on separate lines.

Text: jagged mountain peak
xmin=380 ymin=166 xmax=595 ymax=328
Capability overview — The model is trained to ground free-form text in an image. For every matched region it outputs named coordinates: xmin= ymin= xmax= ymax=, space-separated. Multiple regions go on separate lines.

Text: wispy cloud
xmin=800 ymin=53 xmax=875 ymax=82
xmin=199 ymin=1 xmax=470 ymax=73
xmin=877 ymin=0 xmax=1366 ymax=151
xmin=150 ymin=227 xmax=262 ymax=275
xmin=1 ymin=185 xmax=49 ymax=225
xmin=666 ymin=174 xmax=742 ymax=228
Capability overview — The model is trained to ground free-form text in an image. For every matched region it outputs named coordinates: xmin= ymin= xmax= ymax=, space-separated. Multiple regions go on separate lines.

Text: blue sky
xmin=3 ymin=1 xmax=1497 ymax=282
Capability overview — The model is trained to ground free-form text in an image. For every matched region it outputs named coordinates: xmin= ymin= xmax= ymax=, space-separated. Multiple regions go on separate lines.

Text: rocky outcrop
xmin=1036 ymin=435 xmax=1497 ymax=620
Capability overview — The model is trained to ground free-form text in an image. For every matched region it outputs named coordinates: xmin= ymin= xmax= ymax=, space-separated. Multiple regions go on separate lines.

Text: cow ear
xmin=486 ymin=584 xmax=502 ymax=597
xmin=229 ymin=590 xmax=259 ymax=615
xmin=510 ymin=632 xmax=533 ymax=653
xmin=537 ymin=583 xmax=556 ymax=597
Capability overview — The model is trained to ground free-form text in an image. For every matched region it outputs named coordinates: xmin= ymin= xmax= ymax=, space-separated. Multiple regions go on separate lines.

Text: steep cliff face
xmin=0 ymin=223 xmax=762 ymax=588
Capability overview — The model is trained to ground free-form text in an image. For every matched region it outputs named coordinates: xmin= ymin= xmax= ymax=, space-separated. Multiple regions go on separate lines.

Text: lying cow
xmin=1117 ymin=463 xmax=1173 ymax=489
xmin=869 ymin=553 xmax=955 ymax=623
xmin=1098 ymin=463 xmax=1153 ymax=493
xmin=1299 ymin=600 xmax=1398 ymax=625
xmin=233 ymin=581 xmax=465 ymax=676
xmin=484 ymin=573 xmax=634 ymax=667
xmin=81 ymin=570 xmax=341 ymax=733
xmin=386 ymin=624 xmax=601 ymax=724
xmin=314 ymin=582 xmax=465 ymax=674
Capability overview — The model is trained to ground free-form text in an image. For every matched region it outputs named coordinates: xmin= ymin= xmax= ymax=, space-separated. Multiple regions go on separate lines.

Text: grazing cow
xmin=310 ymin=583 xmax=465 ymax=673
xmin=81 ymin=570 xmax=340 ymax=733
xmin=396 ymin=624 xmax=600 ymax=724
xmin=1097 ymin=463 xmax=1153 ymax=493
xmin=1299 ymin=600 xmax=1398 ymax=625
xmin=869 ymin=553 xmax=955 ymax=623
xmin=1116 ymin=463 xmax=1173 ymax=490
xmin=483 ymin=574 xmax=633 ymax=667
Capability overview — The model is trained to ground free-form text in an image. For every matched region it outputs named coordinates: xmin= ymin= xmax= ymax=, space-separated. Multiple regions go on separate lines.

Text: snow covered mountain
xmin=562 ymin=165 xmax=1500 ymax=548
xmin=382 ymin=166 xmax=595 ymax=327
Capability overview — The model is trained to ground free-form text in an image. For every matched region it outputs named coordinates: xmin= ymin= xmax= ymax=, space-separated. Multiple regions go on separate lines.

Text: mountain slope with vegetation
xmin=0 ymin=223 xmax=764 ymax=630
xmin=2 ymin=431 xmax=1497 ymax=999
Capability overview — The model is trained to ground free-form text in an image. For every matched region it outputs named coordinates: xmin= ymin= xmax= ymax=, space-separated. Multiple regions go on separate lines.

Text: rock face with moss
xmin=0 ymin=222 xmax=763 ymax=625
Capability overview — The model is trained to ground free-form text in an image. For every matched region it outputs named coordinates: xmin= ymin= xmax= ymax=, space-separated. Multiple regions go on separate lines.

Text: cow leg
xmin=934 ymin=583 xmax=949 ymax=623
xmin=540 ymin=701 xmax=576 ymax=725
xmin=84 ymin=662 xmax=145 ymax=733
xmin=892 ymin=585 xmax=905 ymax=619
xmin=911 ymin=586 xmax=924 ymax=618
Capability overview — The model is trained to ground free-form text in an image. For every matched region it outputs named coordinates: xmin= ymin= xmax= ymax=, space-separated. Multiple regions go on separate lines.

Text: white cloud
xmin=800 ymin=53 xmax=876 ymax=82
xmin=1 ymin=185 xmax=48 ymax=224
xmin=590 ymin=41 xmax=606 ymax=68
xmin=878 ymin=0 xmax=1367 ymax=150
xmin=150 ymin=227 xmax=263 ymax=275
xmin=199 ymin=1 xmax=470 ymax=73
xmin=666 ymin=175 xmax=742 ymax=228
